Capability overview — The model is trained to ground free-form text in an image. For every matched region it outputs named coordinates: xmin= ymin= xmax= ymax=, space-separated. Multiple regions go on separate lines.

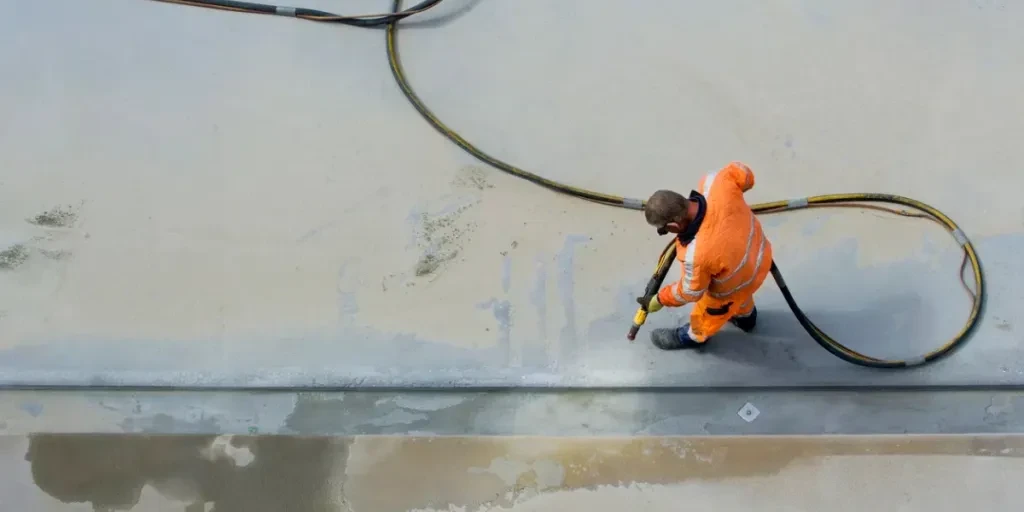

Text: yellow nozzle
xmin=626 ymin=308 xmax=648 ymax=341
xmin=633 ymin=308 xmax=648 ymax=326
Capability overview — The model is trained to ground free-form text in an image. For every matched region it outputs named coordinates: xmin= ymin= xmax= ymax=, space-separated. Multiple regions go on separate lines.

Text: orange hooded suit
xmin=656 ymin=161 xmax=773 ymax=342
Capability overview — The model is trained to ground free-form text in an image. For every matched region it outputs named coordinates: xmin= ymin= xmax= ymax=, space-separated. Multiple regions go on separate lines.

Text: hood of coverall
xmin=674 ymin=190 xmax=707 ymax=244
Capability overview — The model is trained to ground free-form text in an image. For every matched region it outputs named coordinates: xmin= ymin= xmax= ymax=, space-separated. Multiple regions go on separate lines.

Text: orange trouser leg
xmin=734 ymin=296 xmax=756 ymax=318
xmin=688 ymin=293 xmax=754 ymax=342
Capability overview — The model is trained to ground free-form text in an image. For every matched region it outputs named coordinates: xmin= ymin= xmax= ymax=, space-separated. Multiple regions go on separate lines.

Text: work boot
xmin=650 ymin=324 xmax=707 ymax=351
xmin=729 ymin=306 xmax=757 ymax=333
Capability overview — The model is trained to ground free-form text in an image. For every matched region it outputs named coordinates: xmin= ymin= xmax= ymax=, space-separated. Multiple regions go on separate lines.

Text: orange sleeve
xmin=657 ymin=242 xmax=709 ymax=307
xmin=723 ymin=161 xmax=755 ymax=193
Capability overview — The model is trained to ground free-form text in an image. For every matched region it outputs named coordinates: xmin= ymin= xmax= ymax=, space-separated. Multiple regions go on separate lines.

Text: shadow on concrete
xmin=700 ymin=293 xmax=934 ymax=370
xmin=24 ymin=434 xmax=344 ymax=511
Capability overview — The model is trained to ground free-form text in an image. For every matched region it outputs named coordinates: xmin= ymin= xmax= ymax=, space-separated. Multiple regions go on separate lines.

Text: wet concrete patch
xmin=24 ymin=434 xmax=346 ymax=511
xmin=283 ymin=392 xmax=493 ymax=436
xmin=5 ymin=433 xmax=1024 ymax=511
xmin=340 ymin=435 xmax=1024 ymax=511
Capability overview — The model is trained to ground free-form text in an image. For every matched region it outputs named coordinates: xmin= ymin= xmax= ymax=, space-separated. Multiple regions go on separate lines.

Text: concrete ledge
xmin=4 ymin=389 xmax=1024 ymax=437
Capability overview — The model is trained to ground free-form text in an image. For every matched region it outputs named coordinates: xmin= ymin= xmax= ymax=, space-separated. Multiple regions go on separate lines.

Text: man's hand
xmin=647 ymin=296 xmax=664 ymax=313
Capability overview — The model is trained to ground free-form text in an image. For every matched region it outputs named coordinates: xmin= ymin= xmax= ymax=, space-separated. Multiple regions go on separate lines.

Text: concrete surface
xmin=2 ymin=433 xmax=1023 ymax=511
xmin=2 ymin=0 xmax=1023 ymax=388
xmin=6 ymin=389 xmax=1024 ymax=436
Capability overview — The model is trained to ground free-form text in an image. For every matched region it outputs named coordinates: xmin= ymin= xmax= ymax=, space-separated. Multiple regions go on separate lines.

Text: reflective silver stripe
xmin=675 ymin=172 xmax=717 ymax=297
xmin=713 ymin=212 xmax=754 ymax=284
xmin=734 ymin=299 xmax=753 ymax=318
xmin=672 ymin=282 xmax=687 ymax=303
xmin=687 ymin=325 xmax=704 ymax=341
xmin=952 ymin=228 xmax=968 ymax=247
xmin=670 ymin=171 xmax=717 ymax=303
xmin=681 ymin=240 xmax=704 ymax=295
xmin=670 ymin=281 xmax=701 ymax=304
xmin=710 ymin=234 xmax=767 ymax=298
xmin=671 ymin=282 xmax=700 ymax=302
xmin=788 ymin=197 xmax=809 ymax=208
xmin=275 ymin=6 xmax=297 ymax=16
xmin=702 ymin=171 xmax=718 ymax=196
xmin=904 ymin=356 xmax=927 ymax=367
xmin=622 ymin=197 xmax=644 ymax=210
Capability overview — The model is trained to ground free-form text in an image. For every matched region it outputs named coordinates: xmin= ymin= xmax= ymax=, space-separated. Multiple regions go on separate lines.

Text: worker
xmin=641 ymin=161 xmax=773 ymax=350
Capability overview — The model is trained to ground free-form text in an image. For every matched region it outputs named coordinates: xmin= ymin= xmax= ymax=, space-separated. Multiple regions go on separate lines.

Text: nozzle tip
xmin=627 ymin=325 xmax=640 ymax=341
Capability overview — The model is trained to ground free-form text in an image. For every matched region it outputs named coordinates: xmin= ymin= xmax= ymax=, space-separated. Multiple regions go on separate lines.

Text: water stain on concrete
xmin=528 ymin=255 xmax=549 ymax=352
xmin=12 ymin=434 xmax=1024 ymax=511
xmin=555 ymin=235 xmax=589 ymax=362
xmin=501 ymin=254 xmax=512 ymax=293
xmin=391 ymin=394 xmax=467 ymax=412
xmin=120 ymin=412 xmax=221 ymax=434
xmin=284 ymin=392 xmax=492 ymax=436
xmin=478 ymin=298 xmax=514 ymax=362
xmin=342 ymin=435 xmax=1024 ymax=511
xmin=336 ymin=262 xmax=360 ymax=322
xmin=367 ymin=409 xmax=430 ymax=427
xmin=19 ymin=402 xmax=43 ymax=417
xmin=25 ymin=434 xmax=344 ymax=511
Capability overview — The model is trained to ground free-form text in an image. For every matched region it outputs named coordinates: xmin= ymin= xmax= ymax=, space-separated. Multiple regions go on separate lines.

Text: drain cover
xmin=738 ymin=402 xmax=760 ymax=422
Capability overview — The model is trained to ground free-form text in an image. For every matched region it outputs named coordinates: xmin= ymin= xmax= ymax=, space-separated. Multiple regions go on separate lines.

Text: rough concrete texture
xmin=1 ymin=0 xmax=1022 ymax=388
xmin=1 ymin=434 xmax=1023 ymax=511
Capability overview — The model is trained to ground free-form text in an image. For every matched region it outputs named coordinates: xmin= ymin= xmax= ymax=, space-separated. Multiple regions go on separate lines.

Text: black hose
xmin=150 ymin=0 xmax=444 ymax=26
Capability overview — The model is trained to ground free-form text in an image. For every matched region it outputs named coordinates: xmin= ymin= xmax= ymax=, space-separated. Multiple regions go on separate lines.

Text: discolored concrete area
xmin=2 ymin=433 xmax=1023 ymax=511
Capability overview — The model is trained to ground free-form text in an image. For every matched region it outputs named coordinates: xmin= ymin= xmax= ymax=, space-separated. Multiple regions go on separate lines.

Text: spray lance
xmin=626 ymin=238 xmax=679 ymax=341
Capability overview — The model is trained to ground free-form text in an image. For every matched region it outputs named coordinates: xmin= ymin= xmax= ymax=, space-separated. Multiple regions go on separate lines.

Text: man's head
xmin=645 ymin=189 xmax=691 ymax=235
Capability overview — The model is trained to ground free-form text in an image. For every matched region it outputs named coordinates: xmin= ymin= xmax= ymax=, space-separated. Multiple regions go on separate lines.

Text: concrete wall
xmin=1 ymin=0 xmax=1022 ymax=388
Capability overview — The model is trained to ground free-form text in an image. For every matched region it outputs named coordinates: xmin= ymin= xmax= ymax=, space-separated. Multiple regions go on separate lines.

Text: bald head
xmin=644 ymin=189 xmax=690 ymax=228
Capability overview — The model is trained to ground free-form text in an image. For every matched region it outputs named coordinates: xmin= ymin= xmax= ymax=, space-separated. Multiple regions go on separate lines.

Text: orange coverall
xmin=657 ymin=162 xmax=773 ymax=342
